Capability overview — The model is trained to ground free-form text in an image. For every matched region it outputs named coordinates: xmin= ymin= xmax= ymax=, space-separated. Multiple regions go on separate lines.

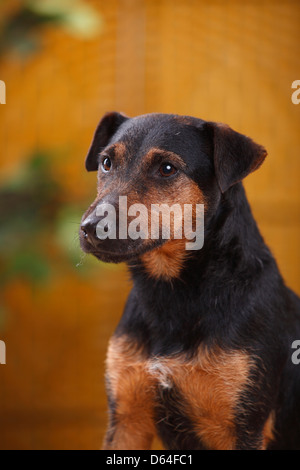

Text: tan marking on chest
xmin=262 ymin=411 xmax=275 ymax=449
xmin=148 ymin=348 xmax=253 ymax=450
xmin=105 ymin=336 xmax=273 ymax=450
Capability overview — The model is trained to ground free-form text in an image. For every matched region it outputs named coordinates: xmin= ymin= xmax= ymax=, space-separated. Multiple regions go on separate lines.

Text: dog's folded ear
xmin=85 ymin=111 xmax=129 ymax=171
xmin=206 ymin=122 xmax=267 ymax=193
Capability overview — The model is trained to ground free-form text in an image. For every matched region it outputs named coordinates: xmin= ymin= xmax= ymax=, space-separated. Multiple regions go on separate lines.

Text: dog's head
xmin=80 ymin=112 xmax=266 ymax=274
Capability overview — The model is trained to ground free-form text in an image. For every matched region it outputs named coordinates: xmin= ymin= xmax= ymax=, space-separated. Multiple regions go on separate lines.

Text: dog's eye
xmin=159 ymin=163 xmax=177 ymax=177
xmin=101 ymin=157 xmax=112 ymax=172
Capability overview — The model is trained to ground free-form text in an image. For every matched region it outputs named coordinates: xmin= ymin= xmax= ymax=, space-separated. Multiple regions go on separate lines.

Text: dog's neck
xmin=201 ymin=183 xmax=267 ymax=266
xmin=130 ymin=183 xmax=271 ymax=285
xmin=125 ymin=183 xmax=281 ymax=354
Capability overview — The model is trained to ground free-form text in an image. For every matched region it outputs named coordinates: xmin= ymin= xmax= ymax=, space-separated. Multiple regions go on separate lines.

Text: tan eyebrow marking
xmin=143 ymin=147 xmax=187 ymax=170
xmin=101 ymin=142 xmax=127 ymax=162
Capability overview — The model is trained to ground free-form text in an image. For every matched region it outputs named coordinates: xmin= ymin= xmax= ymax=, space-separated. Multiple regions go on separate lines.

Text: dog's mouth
xmin=93 ymin=250 xmax=140 ymax=263
xmin=80 ymin=237 xmax=165 ymax=264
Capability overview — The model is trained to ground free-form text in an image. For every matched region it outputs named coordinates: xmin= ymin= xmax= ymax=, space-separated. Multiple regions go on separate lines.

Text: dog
xmin=79 ymin=112 xmax=300 ymax=450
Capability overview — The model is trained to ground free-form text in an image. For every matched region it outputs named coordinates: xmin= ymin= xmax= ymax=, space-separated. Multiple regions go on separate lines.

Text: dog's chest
xmin=106 ymin=336 xmax=252 ymax=449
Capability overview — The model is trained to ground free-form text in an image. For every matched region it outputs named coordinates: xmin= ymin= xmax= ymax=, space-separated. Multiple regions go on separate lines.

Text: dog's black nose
xmin=81 ymin=227 xmax=88 ymax=239
xmin=80 ymin=219 xmax=96 ymax=243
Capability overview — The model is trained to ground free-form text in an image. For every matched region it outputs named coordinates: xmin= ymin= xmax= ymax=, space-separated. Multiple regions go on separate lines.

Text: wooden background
xmin=0 ymin=0 xmax=299 ymax=449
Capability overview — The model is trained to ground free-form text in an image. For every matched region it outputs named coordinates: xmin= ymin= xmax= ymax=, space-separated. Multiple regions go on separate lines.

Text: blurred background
xmin=0 ymin=0 xmax=299 ymax=450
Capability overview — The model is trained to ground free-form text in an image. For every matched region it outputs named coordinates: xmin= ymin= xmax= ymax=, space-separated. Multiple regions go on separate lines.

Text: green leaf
xmin=8 ymin=250 xmax=51 ymax=283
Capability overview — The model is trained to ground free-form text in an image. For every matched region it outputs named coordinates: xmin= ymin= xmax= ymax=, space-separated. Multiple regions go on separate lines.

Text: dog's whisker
xmin=76 ymin=252 xmax=87 ymax=268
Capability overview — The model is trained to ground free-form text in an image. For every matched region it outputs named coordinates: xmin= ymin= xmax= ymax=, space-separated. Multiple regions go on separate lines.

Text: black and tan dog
xmin=79 ymin=112 xmax=300 ymax=450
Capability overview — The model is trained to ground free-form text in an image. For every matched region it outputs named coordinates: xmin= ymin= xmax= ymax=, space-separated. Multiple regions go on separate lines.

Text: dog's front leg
xmin=102 ymin=392 xmax=155 ymax=450
xmin=102 ymin=336 xmax=156 ymax=450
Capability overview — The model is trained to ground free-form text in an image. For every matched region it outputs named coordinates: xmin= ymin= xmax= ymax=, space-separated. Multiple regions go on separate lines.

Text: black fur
xmin=80 ymin=112 xmax=300 ymax=449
